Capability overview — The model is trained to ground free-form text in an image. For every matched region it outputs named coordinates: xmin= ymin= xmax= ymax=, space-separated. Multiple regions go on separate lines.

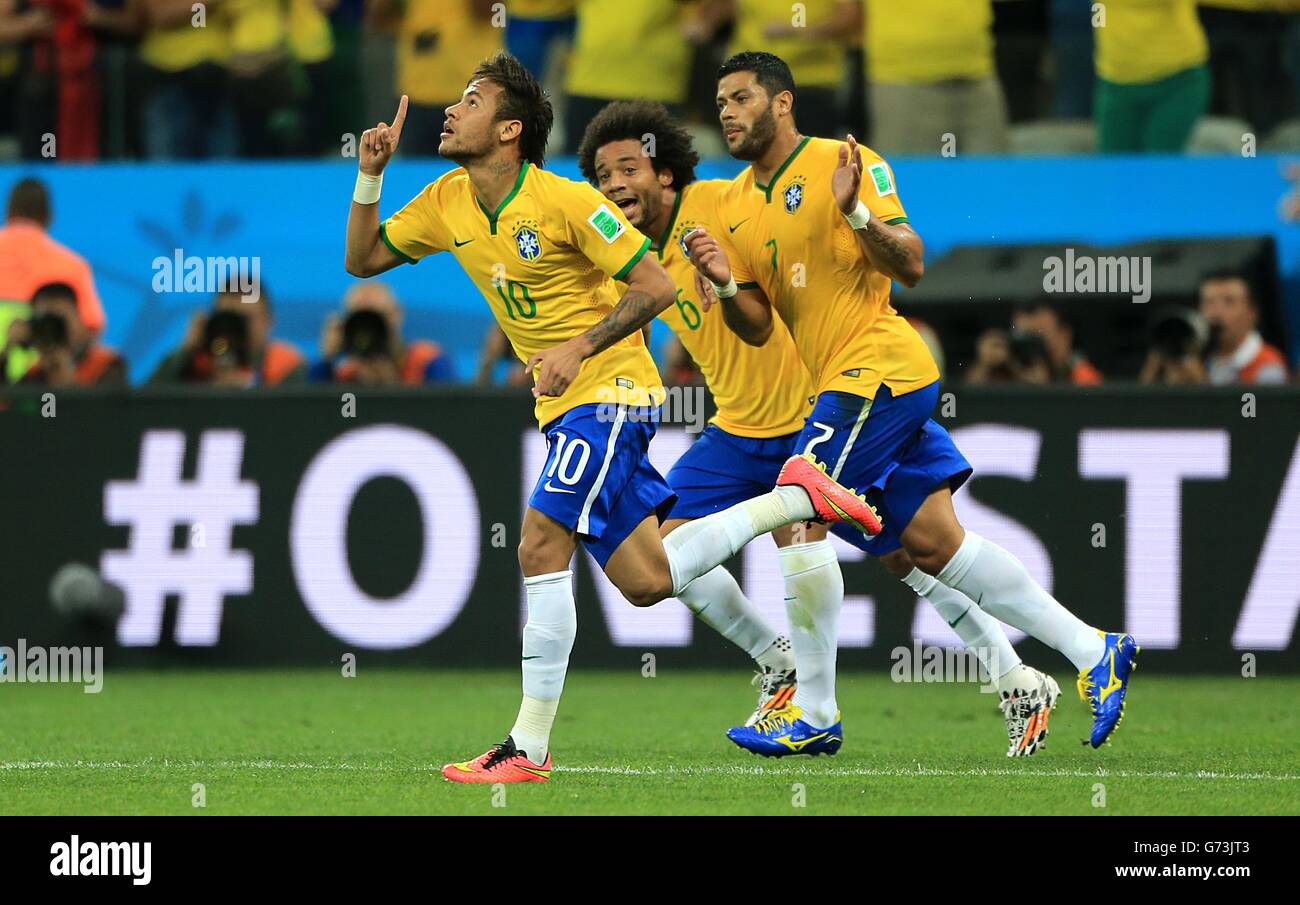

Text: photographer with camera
xmin=1139 ymin=304 xmax=1211 ymax=385
xmin=1198 ymin=269 xmax=1288 ymax=385
xmin=966 ymin=301 xmax=1101 ymax=385
xmin=966 ymin=326 xmax=1051 ymax=384
xmin=148 ymin=289 xmax=306 ymax=386
xmin=1140 ymin=271 xmax=1289 ymax=386
xmin=311 ymin=282 xmax=455 ymax=386
xmin=3 ymin=282 xmax=125 ymax=387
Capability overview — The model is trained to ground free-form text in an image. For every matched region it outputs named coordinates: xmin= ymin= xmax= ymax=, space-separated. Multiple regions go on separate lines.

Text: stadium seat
xmin=1008 ymin=120 xmax=1096 ymax=155
xmin=1187 ymin=116 xmax=1254 ymax=154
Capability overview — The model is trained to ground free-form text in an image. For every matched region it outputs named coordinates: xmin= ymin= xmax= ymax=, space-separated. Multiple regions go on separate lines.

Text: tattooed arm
xmin=526 ymin=255 xmax=675 ymax=398
xmin=854 ymin=218 xmax=924 ymax=288
xmin=833 ymin=135 xmax=925 ymax=288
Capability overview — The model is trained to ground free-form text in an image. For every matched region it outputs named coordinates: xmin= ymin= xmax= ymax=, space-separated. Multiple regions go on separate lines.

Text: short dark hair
xmin=577 ymin=100 xmax=699 ymax=189
xmin=1016 ymin=300 xmax=1067 ymax=326
xmin=718 ymin=51 xmax=797 ymax=106
xmin=31 ymin=281 xmax=77 ymax=308
xmin=8 ymin=177 xmax=50 ymax=226
xmin=1199 ymin=267 xmax=1254 ymax=303
xmin=470 ymin=52 xmax=553 ymax=167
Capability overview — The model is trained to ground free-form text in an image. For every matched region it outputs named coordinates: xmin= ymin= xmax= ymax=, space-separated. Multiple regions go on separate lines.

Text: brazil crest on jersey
xmin=627 ymin=179 xmax=812 ymax=438
xmin=381 ymin=162 xmax=664 ymax=426
xmin=711 ymin=136 xmax=940 ymax=400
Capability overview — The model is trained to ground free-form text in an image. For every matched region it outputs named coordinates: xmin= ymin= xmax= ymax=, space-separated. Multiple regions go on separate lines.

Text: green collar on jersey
xmin=754 ymin=135 xmax=810 ymax=203
xmin=476 ymin=161 xmax=529 ymax=235
xmin=650 ymin=187 xmax=684 ymax=259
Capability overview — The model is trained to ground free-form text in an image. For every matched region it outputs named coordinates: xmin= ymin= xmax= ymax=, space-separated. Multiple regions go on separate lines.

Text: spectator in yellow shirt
xmin=565 ymin=0 xmax=693 ymax=151
xmin=1094 ymin=0 xmax=1212 ymax=151
xmin=138 ymin=0 xmax=237 ymax=158
xmin=1095 ymin=0 xmax=1297 ymax=152
xmin=690 ymin=0 xmax=851 ymax=138
xmin=839 ymin=0 xmax=1008 ymax=155
xmin=372 ymin=0 xmax=503 ymax=157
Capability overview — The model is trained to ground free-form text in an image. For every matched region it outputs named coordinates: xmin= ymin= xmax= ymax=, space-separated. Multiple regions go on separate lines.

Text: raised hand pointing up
xmin=360 ymin=95 xmax=409 ymax=177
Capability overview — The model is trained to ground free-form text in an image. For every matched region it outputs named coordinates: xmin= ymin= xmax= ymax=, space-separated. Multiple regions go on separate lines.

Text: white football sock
xmin=510 ymin=695 xmax=558 ymax=765
xmin=678 ymin=565 xmax=781 ymax=659
xmin=901 ymin=566 xmax=1021 ymax=680
xmin=755 ymin=635 xmax=795 ymax=673
xmin=510 ymin=570 xmax=576 ymax=761
xmin=778 ymin=540 xmax=844 ymax=729
xmin=935 ymin=532 xmax=1105 ymax=672
xmin=663 ymin=487 xmax=812 ymax=595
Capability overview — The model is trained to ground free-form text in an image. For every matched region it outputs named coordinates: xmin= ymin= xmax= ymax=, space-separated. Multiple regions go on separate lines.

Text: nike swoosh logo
xmin=522 ymin=655 xmax=542 ymax=660
xmin=543 ymin=481 xmax=576 ymax=494
xmin=728 ymin=219 xmax=749 ymax=233
xmin=454 ymin=238 xmax=474 ymax=247
xmin=947 ymin=606 xmax=971 ymax=629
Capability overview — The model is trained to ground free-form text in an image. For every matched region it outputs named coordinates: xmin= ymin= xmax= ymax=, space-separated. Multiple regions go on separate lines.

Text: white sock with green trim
xmin=901 ymin=566 xmax=1021 ymax=680
xmin=663 ymin=487 xmax=813 ymax=594
xmin=778 ymin=540 xmax=844 ymax=729
xmin=935 ymin=532 xmax=1104 ymax=672
xmin=511 ymin=570 xmax=576 ymax=761
xmin=678 ymin=565 xmax=781 ymax=659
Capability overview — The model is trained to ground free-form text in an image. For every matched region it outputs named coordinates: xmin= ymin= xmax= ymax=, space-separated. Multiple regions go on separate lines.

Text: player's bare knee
xmin=879 ymin=548 xmax=914 ymax=579
xmin=517 ymin=532 xmax=561 ymax=576
xmin=902 ymin=537 xmax=947 ymax=576
xmin=617 ymin=567 xmax=673 ymax=607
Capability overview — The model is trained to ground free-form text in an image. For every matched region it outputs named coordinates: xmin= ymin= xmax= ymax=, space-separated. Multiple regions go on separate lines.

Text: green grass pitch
xmin=3 ymin=670 xmax=1298 ymax=815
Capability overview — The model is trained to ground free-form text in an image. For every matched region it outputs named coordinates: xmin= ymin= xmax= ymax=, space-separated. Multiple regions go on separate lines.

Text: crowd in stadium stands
xmin=1 ymin=0 xmax=1300 ymax=160
xmin=0 ymin=175 xmax=1290 ymax=389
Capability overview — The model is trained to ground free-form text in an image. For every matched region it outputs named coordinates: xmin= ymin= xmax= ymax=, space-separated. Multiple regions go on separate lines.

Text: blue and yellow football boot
xmin=726 ymin=704 xmax=842 ymax=757
xmin=1077 ymin=631 xmax=1140 ymax=748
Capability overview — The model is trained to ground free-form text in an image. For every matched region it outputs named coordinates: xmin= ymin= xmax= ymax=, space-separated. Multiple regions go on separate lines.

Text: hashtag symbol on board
xmin=101 ymin=430 xmax=260 ymax=646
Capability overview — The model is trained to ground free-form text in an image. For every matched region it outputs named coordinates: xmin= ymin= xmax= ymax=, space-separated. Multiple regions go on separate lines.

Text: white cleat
xmin=999 ymin=666 xmax=1060 ymax=758
xmin=745 ymin=665 xmax=797 ymax=727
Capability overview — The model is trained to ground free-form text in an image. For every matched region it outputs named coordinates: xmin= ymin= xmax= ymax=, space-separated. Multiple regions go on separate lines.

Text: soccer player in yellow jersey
xmin=578 ymin=100 xmax=810 ymax=725
xmin=581 ymin=100 xmax=1061 ymax=755
xmin=686 ymin=52 xmax=1138 ymax=757
xmin=344 ymin=53 xmax=880 ymax=782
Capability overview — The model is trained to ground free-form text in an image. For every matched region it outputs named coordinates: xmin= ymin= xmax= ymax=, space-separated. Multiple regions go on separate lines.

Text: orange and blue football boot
xmin=1077 ymin=631 xmax=1140 ymax=748
xmin=776 ymin=453 xmax=883 ymax=536
xmin=726 ymin=704 xmax=843 ymax=757
xmin=441 ymin=736 xmax=552 ymax=783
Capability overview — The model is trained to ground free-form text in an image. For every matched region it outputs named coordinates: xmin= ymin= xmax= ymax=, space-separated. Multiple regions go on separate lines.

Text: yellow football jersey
xmin=634 ymin=180 xmax=811 ymax=438
xmin=566 ymin=0 xmax=693 ymax=103
xmin=713 ymin=136 xmax=939 ymax=400
xmin=728 ymin=0 xmax=845 ymax=88
xmin=864 ymin=0 xmax=994 ymax=84
xmin=382 ymin=163 xmax=664 ymax=427
xmin=397 ymin=0 xmax=504 ymax=106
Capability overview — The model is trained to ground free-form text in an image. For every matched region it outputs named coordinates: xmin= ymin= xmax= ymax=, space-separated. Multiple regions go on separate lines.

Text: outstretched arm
xmin=526 ymin=254 xmax=676 ymax=398
xmin=833 ymin=135 xmax=925 ymax=288
xmin=684 ymin=228 xmax=773 ymax=345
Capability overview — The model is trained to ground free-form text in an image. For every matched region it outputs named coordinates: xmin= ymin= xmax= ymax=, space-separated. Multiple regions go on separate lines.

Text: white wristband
xmin=844 ymin=200 xmax=871 ymax=230
xmin=353 ymin=171 xmax=383 ymax=205
xmin=711 ymin=275 xmax=739 ymax=299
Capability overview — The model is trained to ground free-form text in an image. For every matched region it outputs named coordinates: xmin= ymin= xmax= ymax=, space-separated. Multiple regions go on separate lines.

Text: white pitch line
xmin=0 ymin=760 xmax=1297 ymax=782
